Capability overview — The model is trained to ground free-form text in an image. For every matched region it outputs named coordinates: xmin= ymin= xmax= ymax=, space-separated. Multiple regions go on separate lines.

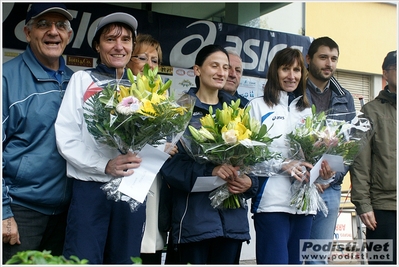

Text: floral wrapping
xmin=181 ymin=99 xmax=281 ymax=209
xmin=286 ymin=104 xmax=372 ymax=216
xmin=83 ymin=65 xmax=195 ymax=211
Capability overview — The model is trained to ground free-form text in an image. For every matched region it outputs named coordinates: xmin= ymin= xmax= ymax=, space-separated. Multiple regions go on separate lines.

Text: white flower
xmin=116 ymin=96 xmax=141 ymax=115
xmin=222 ymin=129 xmax=238 ymax=144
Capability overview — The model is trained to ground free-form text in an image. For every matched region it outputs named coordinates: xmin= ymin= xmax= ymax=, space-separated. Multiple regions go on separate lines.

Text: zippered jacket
xmin=350 ymin=87 xmax=397 ymax=214
xmin=248 ymin=93 xmax=313 ymax=214
xmin=160 ymin=87 xmax=258 ymax=245
xmin=55 ymin=64 xmax=129 ymax=182
xmin=2 ymin=45 xmax=73 ymax=219
xmin=306 ymin=76 xmax=356 ymax=185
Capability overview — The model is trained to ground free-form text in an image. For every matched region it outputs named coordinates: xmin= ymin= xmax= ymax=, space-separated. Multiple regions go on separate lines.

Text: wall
xmin=305 ymin=2 xmax=397 ymax=75
xmin=260 ymin=2 xmax=305 ymax=35
xmin=260 ymin=2 xmax=397 ymax=95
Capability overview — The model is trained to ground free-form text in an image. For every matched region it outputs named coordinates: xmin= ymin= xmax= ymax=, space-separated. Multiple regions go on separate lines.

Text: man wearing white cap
xmin=2 ymin=3 xmax=74 ymax=263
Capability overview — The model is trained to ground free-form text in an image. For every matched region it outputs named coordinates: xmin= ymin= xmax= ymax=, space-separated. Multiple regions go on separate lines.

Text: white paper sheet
xmin=191 ymin=176 xmax=226 ymax=192
xmin=118 ymin=144 xmax=170 ymax=203
xmin=309 ymin=154 xmax=345 ymax=184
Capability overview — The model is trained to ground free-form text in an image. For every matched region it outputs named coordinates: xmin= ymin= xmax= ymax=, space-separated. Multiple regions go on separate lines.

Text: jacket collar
xmin=22 ymin=45 xmax=69 ymax=81
xmin=187 ymin=87 xmax=236 ymax=111
xmin=307 ymin=76 xmax=345 ymax=97
xmin=329 ymin=76 xmax=346 ymax=96
xmin=377 ymin=86 xmax=397 ymax=106
xmin=94 ymin=63 xmax=127 ymax=79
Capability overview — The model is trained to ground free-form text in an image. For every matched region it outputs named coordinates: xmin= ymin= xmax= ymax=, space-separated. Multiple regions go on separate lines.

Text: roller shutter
xmin=334 ymin=71 xmax=371 ymax=111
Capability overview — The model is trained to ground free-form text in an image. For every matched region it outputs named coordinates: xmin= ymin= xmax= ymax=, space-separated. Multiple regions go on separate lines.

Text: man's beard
xmin=309 ymin=63 xmax=333 ymax=82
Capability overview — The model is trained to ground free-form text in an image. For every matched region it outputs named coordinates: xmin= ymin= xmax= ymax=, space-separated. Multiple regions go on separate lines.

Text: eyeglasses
xmin=386 ymin=66 xmax=396 ymax=71
xmin=131 ymin=55 xmax=159 ymax=65
xmin=34 ymin=19 xmax=70 ymax=31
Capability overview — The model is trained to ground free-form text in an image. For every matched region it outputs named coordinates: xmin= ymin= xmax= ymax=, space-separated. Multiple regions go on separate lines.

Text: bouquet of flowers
xmin=287 ymin=105 xmax=371 ymax=215
xmin=183 ymin=99 xmax=281 ymax=209
xmin=83 ymin=64 xmax=195 ymax=211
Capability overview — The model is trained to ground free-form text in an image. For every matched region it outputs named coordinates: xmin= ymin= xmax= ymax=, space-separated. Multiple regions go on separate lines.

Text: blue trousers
xmin=305 ymin=184 xmax=341 ymax=264
xmin=63 ymin=179 xmax=146 ymax=264
xmin=254 ymin=212 xmax=313 ymax=264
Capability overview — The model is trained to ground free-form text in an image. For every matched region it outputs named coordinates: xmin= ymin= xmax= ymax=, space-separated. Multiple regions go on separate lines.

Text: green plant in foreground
xmin=131 ymin=257 xmax=142 ymax=264
xmin=5 ymin=250 xmax=144 ymax=265
xmin=5 ymin=250 xmax=88 ymax=265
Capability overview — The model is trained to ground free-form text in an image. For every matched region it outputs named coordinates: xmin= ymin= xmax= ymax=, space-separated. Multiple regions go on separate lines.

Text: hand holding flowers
xmin=287 ymin=105 xmax=371 ymax=216
xmin=183 ymin=99 xmax=281 ymax=209
xmin=83 ymin=64 xmax=194 ymax=211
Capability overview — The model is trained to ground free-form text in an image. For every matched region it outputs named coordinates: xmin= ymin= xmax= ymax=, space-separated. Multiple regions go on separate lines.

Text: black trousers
xmin=2 ymin=204 xmax=68 ymax=264
xmin=366 ymin=209 xmax=396 ymax=265
xmin=175 ymin=237 xmax=243 ymax=264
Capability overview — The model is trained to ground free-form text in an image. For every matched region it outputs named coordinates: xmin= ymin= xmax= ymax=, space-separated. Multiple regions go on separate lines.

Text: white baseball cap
xmin=94 ymin=12 xmax=138 ymax=36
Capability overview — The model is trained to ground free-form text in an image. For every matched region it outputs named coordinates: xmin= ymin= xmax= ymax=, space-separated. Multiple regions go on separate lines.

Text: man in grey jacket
xmin=350 ymin=50 xmax=397 ymax=265
xmin=2 ymin=3 xmax=73 ymax=263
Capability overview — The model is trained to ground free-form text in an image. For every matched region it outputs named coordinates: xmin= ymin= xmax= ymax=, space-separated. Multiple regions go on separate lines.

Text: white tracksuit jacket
xmin=248 ymin=92 xmax=314 ymax=215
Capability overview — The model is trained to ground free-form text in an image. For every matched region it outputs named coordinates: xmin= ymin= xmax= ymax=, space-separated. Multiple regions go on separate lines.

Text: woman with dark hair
xmin=159 ymin=44 xmax=258 ymax=264
xmin=262 ymin=47 xmax=309 ymax=110
xmin=248 ymin=47 xmax=332 ymax=264
xmin=55 ymin=13 xmax=145 ymax=264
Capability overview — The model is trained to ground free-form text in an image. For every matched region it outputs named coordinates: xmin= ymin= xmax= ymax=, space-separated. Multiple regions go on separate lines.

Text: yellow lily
xmin=248 ymin=117 xmax=261 ymax=135
xmin=200 ymin=113 xmax=216 ymax=132
xmin=139 ymin=99 xmax=156 ymax=115
xmin=188 ymin=125 xmax=207 ymax=142
xmin=198 ymin=127 xmax=216 ymax=141
xmin=223 ymin=121 xmax=251 ymax=141
xmin=216 ymin=107 xmax=232 ymax=126
xmin=230 ymin=99 xmax=241 ymax=110
xmin=117 ymin=85 xmax=131 ymax=102
xmin=235 ymin=122 xmax=252 ymax=140
xmin=174 ymin=106 xmax=188 ymax=115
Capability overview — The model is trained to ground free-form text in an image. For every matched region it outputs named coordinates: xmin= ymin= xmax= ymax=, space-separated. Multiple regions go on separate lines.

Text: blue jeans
xmin=305 ymin=184 xmax=341 ymax=264
xmin=254 ymin=212 xmax=313 ymax=264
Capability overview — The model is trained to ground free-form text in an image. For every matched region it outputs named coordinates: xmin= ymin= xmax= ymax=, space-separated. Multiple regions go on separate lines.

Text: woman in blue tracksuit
xmin=248 ymin=47 xmax=335 ymax=264
xmin=160 ymin=44 xmax=258 ymax=264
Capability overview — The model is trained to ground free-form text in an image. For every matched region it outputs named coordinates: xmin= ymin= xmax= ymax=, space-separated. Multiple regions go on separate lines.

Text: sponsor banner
xmin=2 ymin=2 xmax=312 ymax=78
xmin=334 ymin=211 xmax=353 ymax=240
xmin=300 ymin=239 xmax=394 ymax=263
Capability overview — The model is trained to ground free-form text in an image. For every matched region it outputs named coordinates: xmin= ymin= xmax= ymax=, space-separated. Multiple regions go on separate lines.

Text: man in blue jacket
xmin=2 ymin=3 xmax=74 ymax=263
xmin=304 ymin=37 xmax=356 ymax=265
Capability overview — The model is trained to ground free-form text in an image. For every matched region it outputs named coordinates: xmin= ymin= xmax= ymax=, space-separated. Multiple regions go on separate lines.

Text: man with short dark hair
xmin=2 ymin=3 xmax=74 ymax=263
xmin=304 ymin=36 xmax=356 ymax=265
xmin=350 ymin=50 xmax=396 ymax=265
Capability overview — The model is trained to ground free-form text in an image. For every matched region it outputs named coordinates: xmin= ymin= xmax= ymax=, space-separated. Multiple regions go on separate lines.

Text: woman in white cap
xmin=55 ymin=12 xmax=144 ymax=264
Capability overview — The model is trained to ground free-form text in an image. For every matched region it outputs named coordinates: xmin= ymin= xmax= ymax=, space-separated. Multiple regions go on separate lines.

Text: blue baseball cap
xmin=382 ymin=50 xmax=397 ymax=70
xmin=25 ymin=3 xmax=73 ymax=25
